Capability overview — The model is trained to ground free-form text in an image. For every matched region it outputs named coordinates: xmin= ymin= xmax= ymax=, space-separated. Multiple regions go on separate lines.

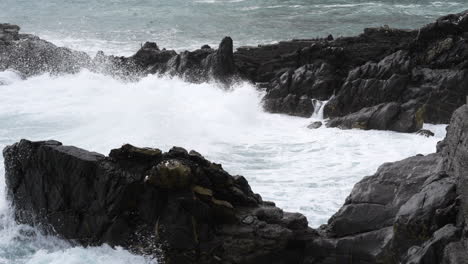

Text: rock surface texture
xmin=4 ymin=142 xmax=312 ymax=264
xmin=4 ymin=105 xmax=468 ymax=264
xmin=2 ymin=11 xmax=468 ymax=131
xmin=307 ymin=105 xmax=468 ymax=264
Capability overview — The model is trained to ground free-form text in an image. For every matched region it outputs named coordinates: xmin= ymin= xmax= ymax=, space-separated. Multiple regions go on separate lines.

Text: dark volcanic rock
xmin=3 ymin=141 xmax=312 ymax=264
xmin=324 ymin=10 xmax=468 ymax=126
xmin=305 ymin=105 xmax=468 ymax=264
xmin=233 ymin=10 xmax=467 ymax=127
xmin=98 ymin=36 xmax=237 ymax=83
xmin=2 ymin=10 xmax=467 ymax=129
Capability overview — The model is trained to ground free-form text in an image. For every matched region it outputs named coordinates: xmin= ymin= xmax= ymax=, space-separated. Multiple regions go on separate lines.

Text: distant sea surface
xmin=1 ymin=0 xmax=466 ymax=55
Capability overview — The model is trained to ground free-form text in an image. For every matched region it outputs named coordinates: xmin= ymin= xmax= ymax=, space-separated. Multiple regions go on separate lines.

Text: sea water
xmin=0 ymin=0 xmax=464 ymax=263
xmin=0 ymin=70 xmax=446 ymax=263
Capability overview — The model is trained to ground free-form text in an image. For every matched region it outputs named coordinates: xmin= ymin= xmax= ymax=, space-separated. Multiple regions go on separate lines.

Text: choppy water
xmin=1 ymin=0 xmax=466 ymax=55
xmin=0 ymin=70 xmax=446 ymax=263
xmin=0 ymin=1 xmax=462 ymax=263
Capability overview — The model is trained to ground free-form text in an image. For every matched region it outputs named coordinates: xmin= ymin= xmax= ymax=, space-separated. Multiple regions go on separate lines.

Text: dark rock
xmin=304 ymin=105 xmax=468 ymax=263
xmin=307 ymin=121 xmax=322 ymax=129
xmin=263 ymin=94 xmax=314 ymax=117
xmin=416 ymin=129 xmax=435 ymax=137
xmin=0 ymin=23 xmax=20 ymax=42
xmin=0 ymin=25 xmax=91 ymax=76
xmin=326 ymin=102 xmax=423 ymax=132
xmin=3 ymin=140 xmax=312 ymax=264
xmin=2 ymin=10 xmax=467 ymax=127
xmin=324 ymin=10 xmax=468 ymax=126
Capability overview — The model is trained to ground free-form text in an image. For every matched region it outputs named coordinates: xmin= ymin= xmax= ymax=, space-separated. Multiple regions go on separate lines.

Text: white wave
xmin=0 ymin=70 xmax=23 ymax=86
xmin=0 ymin=70 xmax=446 ymax=262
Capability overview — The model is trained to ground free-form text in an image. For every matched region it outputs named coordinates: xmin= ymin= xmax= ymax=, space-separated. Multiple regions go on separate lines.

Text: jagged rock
xmin=325 ymin=102 xmax=424 ymax=133
xmin=1 ymin=10 xmax=467 ymax=127
xmin=3 ymin=140 xmax=312 ymax=264
xmin=324 ymin=10 xmax=468 ymax=125
xmin=304 ymin=105 xmax=468 ymax=263
xmin=263 ymin=94 xmax=314 ymax=117
xmin=307 ymin=121 xmax=322 ymax=129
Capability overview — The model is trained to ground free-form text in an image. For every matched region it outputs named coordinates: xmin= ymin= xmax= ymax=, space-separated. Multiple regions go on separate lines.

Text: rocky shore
xmin=2 ymin=10 xmax=468 ymax=133
xmin=3 ymin=104 xmax=468 ymax=264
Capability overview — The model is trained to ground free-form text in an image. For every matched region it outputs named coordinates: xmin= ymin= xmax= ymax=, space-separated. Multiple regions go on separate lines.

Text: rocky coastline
xmin=2 ymin=9 xmax=468 ymax=264
xmin=3 ymin=104 xmax=468 ymax=264
xmin=2 ymin=10 xmax=468 ymax=133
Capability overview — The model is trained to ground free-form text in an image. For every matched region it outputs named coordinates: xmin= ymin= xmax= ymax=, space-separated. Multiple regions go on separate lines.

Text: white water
xmin=0 ymin=70 xmax=446 ymax=263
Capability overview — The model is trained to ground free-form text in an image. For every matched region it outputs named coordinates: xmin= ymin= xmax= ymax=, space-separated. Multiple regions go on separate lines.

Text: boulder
xmin=325 ymin=102 xmax=424 ymax=133
xmin=3 ymin=140 xmax=312 ymax=264
xmin=416 ymin=129 xmax=435 ymax=137
xmin=307 ymin=121 xmax=322 ymax=129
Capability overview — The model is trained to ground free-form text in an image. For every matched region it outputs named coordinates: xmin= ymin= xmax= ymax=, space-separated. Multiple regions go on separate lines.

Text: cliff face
xmin=3 ymin=105 xmax=468 ymax=264
xmin=2 ymin=11 xmax=468 ymax=133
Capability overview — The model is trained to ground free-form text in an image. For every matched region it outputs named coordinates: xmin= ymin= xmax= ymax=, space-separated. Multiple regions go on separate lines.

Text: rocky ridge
xmin=4 ymin=104 xmax=468 ymax=263
xmin=2 ymin=10 xmax=468 ymax=133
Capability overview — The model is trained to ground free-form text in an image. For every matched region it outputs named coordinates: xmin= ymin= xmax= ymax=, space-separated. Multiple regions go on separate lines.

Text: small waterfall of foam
xmin=311 ymin=99 xmax=328 ymax=120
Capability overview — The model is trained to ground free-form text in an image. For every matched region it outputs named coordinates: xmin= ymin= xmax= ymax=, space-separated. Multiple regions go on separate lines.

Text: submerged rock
xmin=307 ymin=121 xmax=322 ymax=129
xmin=416 ymin=129 xmax=435 ymax=137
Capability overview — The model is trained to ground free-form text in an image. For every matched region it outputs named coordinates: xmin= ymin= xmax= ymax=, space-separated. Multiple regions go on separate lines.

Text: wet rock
xmin=416 ymin=129 xmax=435 ymax=137
xmin=324 ymin=10 xmax=468 ymax=125
xmin=3 ymin=140 xmax=312 ymax=264
xmin=326 ymin=102 xmax=423 ymax=132
xmin=0 ymin=25 xmax=91 ymax=76
xmin=263 ymin=94 xmax=314 ymax=117
xmin=304 ymin=105 xmax=468 ymax=263
xmin=307 ymin=121 xmax=323 ymax=129
xmin=2 ymin=10 xmax=467 ymax=126
xmin=0 ymin=23 xmax=20 ymax=42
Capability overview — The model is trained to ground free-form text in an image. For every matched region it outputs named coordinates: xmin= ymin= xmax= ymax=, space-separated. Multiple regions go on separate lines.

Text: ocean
xmin=0 ymin=1 xmax=465 ymax=263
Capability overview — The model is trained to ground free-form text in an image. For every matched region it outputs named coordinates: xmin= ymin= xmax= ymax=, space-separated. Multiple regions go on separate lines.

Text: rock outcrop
xmin=4 ymin=105 xmax=468 ymax=264
xmin=0 ymin=23 xmax=91 ymax=76
xmin=3 ymin=141 xmax=312 ymax=264
xmin=324 ymin=11 xmax=468 ymax=128
xmin=2 ymin=10 xmax=467 ymax=131
xmin=97 ymin=36 xmax=238 ymax=83
xmin=305 ymin=105 xmax=468 ymax=264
